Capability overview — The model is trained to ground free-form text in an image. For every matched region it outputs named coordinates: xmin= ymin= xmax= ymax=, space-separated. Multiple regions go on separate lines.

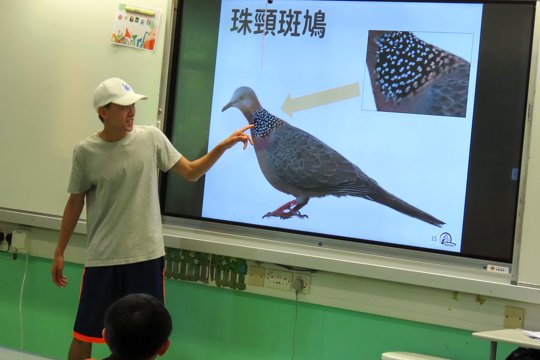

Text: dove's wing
xmin=266 ymin=123 xmax=378 ymax=197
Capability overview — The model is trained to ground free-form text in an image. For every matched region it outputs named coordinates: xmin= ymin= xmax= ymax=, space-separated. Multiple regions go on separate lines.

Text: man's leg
xmin=123 ymin=257 xmax=165 ymax=302
xmin=68 ymin=338 xmax=92 ymax=360
xmin=72 ymin=266 xmax=116 ymax=359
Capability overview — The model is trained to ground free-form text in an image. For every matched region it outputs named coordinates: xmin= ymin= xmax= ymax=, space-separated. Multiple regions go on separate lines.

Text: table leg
xmin=489 ymin=341 xmax=497 ymax=360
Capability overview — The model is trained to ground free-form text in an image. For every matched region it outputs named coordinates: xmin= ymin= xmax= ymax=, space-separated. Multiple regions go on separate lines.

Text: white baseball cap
xmin=93 ymin=77 xmax=147 ymax=112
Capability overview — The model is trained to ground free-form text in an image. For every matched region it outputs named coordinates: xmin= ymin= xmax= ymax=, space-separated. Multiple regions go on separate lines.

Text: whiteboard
xmin=2 ymin=0 xmax=540 ymax=300
xmin=0 ymin=0 xmax=172 ymax=217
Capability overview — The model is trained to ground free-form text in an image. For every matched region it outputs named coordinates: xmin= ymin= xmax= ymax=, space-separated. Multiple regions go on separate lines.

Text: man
xmin=88 ymin=293 xmax=173 ymax=360
xmin=51 ymin=77 xmax=252 ymax=360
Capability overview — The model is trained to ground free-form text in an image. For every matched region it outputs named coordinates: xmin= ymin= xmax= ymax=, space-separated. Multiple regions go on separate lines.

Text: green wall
xmin=0 ymin=253 xmax=515 ymax=359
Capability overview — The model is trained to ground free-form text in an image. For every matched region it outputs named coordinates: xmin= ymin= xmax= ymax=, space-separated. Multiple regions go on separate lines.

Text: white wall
xmin=0 ymin=0 xmax=171 ymax=216
xmin=518 ymin=48 xmax=540 ymax=287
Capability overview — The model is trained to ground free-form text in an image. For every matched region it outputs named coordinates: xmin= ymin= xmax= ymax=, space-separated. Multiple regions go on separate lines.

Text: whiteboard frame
xmin=2 ymin=205 xmax=540 ymax=303
xmin=2 ymin=0 xmax=540 ymax=306
xmin=153 ymin=0 xmax=540 ymax=303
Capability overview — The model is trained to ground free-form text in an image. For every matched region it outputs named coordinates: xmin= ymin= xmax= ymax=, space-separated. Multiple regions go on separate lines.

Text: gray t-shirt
xmin=68 ymin=125 xmax=182 ymax=267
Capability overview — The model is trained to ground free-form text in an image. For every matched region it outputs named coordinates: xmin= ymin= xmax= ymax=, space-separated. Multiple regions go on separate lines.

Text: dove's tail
xmin=369 ymin=188 xmax=445 ymax=227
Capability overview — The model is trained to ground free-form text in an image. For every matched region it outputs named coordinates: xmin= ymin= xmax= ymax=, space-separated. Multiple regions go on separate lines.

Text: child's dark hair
xmin=104 ymin=293 xmax=172 ymax=360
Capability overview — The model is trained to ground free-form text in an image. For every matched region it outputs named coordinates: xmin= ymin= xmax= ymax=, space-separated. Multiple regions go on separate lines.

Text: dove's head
xmin=222 ymin=86 xmax=262 ymax=122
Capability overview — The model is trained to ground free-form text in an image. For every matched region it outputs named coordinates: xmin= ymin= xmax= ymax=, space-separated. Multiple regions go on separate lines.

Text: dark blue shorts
xmin=73 ymin=257 xmax=165 ymax=343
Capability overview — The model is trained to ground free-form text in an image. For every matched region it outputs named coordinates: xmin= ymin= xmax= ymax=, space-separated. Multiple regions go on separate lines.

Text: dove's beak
xmin=222 ymin=102 xmax=233 ymax=112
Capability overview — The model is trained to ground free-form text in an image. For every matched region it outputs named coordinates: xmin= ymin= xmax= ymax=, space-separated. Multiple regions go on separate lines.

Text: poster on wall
xmin=111 ymin=4 xmax=161 ymax=51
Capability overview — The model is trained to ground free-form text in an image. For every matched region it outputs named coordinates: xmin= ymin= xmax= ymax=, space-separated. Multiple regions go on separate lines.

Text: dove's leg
xmin=263 ymin=198 xmax=309 ymax=219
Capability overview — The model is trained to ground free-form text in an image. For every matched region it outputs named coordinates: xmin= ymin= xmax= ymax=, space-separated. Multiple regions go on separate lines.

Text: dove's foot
xmin=263 ymin=210 xmax=308 ymax=219
xmin=262 ymin=199 xmax=309 ymax=220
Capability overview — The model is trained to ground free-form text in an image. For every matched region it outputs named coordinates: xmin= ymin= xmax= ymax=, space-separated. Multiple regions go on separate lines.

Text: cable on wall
xmin=291 ymin=278 xmax=304 ymax=360
xmin=18 ymin=252 xmax=29 ymax=350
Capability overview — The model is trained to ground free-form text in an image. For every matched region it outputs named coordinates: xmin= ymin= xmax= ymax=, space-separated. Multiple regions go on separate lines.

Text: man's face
xmin=101 ymin=103 xmax=136 ymax=134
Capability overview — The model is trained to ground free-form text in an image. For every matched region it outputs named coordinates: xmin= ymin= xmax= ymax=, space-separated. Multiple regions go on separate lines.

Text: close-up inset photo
xmin=365 ymin=30 xmax=473 ymax=117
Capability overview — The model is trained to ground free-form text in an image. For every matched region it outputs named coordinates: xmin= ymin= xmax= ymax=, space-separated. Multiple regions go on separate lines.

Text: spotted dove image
xmin=367 ymin=31 xmax=470 ymax=117
xmin=222 ymin=86 xmax=444 ymax=226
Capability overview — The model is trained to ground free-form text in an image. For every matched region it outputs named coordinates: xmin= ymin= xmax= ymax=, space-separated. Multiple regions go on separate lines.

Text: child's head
xmin=103 ymin=293 xmax=172 ymax=360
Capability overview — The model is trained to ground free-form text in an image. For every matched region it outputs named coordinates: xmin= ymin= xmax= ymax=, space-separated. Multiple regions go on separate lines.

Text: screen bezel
xmin=160 ymin=0 xmax=536 ymax=265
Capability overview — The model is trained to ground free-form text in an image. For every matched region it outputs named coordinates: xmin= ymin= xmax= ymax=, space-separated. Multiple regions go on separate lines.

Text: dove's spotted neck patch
xmin=375 ymin=31 xmax=455 ymax=102
xmin=252 ymin=109 xmax=284 ymax=138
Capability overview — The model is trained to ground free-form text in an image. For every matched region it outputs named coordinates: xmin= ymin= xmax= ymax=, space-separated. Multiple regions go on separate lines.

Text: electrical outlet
xmin=293 ymin=274 xmax=311 ymax=294
xmin=247 ymin=265 xmax=265 ymax=286
xmin=0 ymin=231 xmax=6 ymax=251
xmin=264 ymin=269 xmax=292 ymax=291
xmin=11 ymin=230 xmax=29 ymax=254
xmin=504 ymin=306 xmax=525 ymax=328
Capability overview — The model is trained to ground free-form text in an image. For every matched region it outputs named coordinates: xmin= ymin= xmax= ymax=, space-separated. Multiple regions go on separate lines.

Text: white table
xmin=473 ymin=329 xmax=540 ymax=360
xmin=0 ymin=347 xmax=55 ymax=359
